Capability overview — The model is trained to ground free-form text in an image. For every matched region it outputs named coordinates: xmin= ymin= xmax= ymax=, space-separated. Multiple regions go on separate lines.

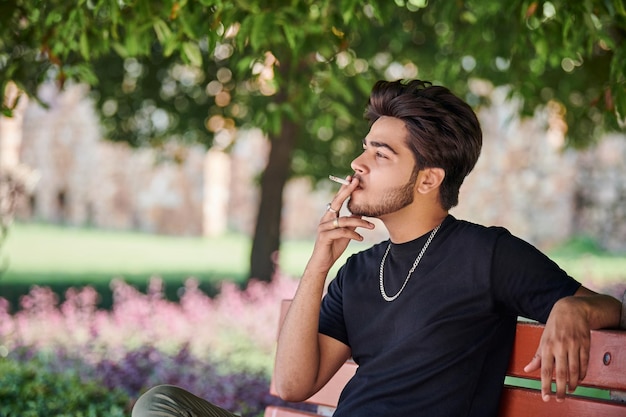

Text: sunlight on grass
xmin=0 ymin=222 xmax=370 ymax=285
xmin=2 ymin=222 xmax=250 ymax=281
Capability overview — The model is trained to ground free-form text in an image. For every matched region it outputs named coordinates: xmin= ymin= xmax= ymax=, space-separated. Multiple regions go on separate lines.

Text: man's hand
xmin=523 ymin=287 xmax=622 ymax=403
xmin=523 ymin=296 xmax=591 ymax=402
xmin=307 ymin=176 xmax=374 ymax=275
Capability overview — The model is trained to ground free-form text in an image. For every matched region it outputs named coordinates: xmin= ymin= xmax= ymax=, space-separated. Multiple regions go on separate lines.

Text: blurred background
xmin=1 ymin=1 xmax=625 ymax=415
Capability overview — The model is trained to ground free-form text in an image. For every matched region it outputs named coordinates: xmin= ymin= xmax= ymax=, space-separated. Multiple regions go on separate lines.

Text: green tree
xmin=2 ymin=0 xmax=625 ymax=282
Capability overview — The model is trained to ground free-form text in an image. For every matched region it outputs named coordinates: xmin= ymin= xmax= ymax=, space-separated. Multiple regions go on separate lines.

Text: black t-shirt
xmin=319 ymin=215 xmax=580 ymax=417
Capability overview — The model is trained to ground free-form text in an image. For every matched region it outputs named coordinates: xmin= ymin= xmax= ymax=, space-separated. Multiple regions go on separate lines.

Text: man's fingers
xmin=579 ymin=343 xmax=589 ymax=382
xmin=324 ymin=176 xmax=358 ymax=218
xmin=531 ymin=343 xmax=591 ymax=402
xmin=567 ymin=344 xmax=589 ymax=393
xmin=540 ymin=353 xmax=555 ymax=402
xmin=567 ymin=349 xmax=581 ymax=393
xmin=529 ymin=296 xmax=593 ymax=403
xmin=553 ymin=350 xmax=568 ymax=402
xmin=324 ymin=216 xmax=373 ymax=231
xmin=523 ymin=353 xmax=541 ymax=373
xmin=319 ymin=216 xmax=374 ymax=245
xmin=525 ymin=350 xmax=556 ymax=402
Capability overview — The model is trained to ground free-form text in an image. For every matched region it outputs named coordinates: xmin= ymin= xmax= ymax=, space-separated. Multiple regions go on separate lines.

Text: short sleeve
xmin=319 ymin=267 xmax=350 ymax=346
xmin=491 ymin=231 xmax=581 ymax=322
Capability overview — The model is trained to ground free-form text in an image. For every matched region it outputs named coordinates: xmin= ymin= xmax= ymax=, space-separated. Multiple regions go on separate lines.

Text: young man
xmin=273 ymin=79 xmax=621 ymax=416
xmin=132 ymin=80 xmax=621 ymax=417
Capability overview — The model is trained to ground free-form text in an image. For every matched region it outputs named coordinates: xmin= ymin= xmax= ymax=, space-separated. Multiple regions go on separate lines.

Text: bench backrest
xmin=266 ymin=292 xmax=626 ymax=417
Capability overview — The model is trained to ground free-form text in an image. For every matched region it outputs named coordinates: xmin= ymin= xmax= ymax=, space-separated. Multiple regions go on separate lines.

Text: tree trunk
xmin=248 ymin=117 xmax=297 ymax=282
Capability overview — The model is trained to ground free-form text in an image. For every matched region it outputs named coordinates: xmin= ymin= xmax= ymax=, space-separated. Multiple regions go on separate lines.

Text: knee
xmin=132 ymin=385 xmax=181 ymax=417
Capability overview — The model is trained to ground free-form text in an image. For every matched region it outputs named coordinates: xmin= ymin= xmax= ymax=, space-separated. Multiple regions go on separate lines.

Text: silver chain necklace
xmin=379 ymin=224 xmax=441 ymax=302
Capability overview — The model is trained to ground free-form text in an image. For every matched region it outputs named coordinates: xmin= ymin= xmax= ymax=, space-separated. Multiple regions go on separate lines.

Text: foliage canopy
xmin=3 ymin=1 xmax=625 ymax=151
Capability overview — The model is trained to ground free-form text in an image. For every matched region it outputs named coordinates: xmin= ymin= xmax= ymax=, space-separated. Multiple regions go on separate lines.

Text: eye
xmin=376 ymin=151 xmax=388 ymax=159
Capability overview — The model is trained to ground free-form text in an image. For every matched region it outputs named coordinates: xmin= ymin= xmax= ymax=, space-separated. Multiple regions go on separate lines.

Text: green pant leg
xmin=132 ymin=385 xmax=240 ymax=417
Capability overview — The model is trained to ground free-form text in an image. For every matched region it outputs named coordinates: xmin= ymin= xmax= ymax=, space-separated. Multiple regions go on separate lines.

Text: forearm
xmin=273 ymin=266 xmax=329 ymax=401
xmin=573 ymin=286 xmax=622 ymax=330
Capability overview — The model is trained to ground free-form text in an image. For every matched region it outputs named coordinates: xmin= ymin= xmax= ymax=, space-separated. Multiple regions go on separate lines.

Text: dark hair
xmin=364 ymin=79 xmax=482 ymax=210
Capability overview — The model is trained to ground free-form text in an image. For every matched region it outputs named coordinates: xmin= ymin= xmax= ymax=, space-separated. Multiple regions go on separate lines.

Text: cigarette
xmin=329 ymin=175 xmax=350 ymax=185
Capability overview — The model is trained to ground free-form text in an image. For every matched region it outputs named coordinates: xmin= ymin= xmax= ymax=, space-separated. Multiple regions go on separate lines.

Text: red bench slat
xmin=499 ymin=386 xmax=626 ymax=417
xmin=507 ymin=323 xmax=626 ymax=390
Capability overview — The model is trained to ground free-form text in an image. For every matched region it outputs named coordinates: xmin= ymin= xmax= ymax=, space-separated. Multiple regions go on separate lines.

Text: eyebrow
xmin=362 ymin=138 xmax=399 ymax=155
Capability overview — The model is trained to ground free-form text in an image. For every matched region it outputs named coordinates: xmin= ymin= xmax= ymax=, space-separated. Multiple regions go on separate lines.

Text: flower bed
xmin=0 ymin=274 xmax=309 ymax=416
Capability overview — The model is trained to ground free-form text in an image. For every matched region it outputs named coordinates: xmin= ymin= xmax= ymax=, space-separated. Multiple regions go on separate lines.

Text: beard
xmin=347 ymin=170 xmax=418 ymax=218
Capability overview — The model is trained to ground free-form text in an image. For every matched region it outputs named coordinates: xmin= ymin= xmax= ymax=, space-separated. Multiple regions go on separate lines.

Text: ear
xmin=416 ymin=168 xmax=445 ymax=195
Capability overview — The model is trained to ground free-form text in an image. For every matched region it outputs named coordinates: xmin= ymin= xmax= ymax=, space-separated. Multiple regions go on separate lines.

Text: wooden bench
xmin=265 ymin=291 xmax=626 ymax=417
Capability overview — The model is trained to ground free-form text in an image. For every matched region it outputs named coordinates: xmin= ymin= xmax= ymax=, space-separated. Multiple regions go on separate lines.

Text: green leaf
xmin=124 ymin=33 xmax=140 ymax=56
xmin=615 ymin=0 xmax=626 ymax=17
xmin=249 ymin=12 xmax=268 ymax=51
xmin=79 ymin=32 xmax=90 ymax=60
xmin=176 ymin=13 xmax=198 ymax=39
xmin=341 ymin=0 xmax=358 ymax=23
xmin=282 ymin=25 xmax=296 ymax=50
xmin=329 ymin=101 xmax=353 ymax=121
xmin=236 ymin=15 xmax=253 ymax=51
xmin=182 ymin=41 xmax=203 ymax=67
xmin=163 ymin=39 xmax=178 ymax=57
xmin=111 ymin=42 xmax=128 ymax=58
xmin=153 ymin=19 xmax=173 ymax=45
xmin=75 ymin=64 xmax=99 ymax=86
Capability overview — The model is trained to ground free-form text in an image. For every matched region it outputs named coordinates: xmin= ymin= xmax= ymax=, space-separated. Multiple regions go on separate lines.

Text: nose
xmin=350 ymin=152 xmax=367 ymax=175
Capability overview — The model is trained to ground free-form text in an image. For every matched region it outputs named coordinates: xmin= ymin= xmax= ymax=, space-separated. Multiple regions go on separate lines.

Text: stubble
xmin=347 ymin=170 xmax=418 ymax=218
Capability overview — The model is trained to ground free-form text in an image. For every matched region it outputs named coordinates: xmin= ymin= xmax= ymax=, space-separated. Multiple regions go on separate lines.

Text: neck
xmin=381 ymin=205 xmax=448 ymax=244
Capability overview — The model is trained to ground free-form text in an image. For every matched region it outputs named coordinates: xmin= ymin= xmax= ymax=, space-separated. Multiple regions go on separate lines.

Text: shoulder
xmin=443 ymin=215 xmax=511 ymax=244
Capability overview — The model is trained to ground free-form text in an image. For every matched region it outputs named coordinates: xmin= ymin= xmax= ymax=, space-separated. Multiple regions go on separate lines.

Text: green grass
xmin=1 ymin=222 xmax=251 ymax=283
xmin=0 ymin=222 xmax=368 ymax=308
xmin=0 ymin=222 xmax=252 ymax=307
